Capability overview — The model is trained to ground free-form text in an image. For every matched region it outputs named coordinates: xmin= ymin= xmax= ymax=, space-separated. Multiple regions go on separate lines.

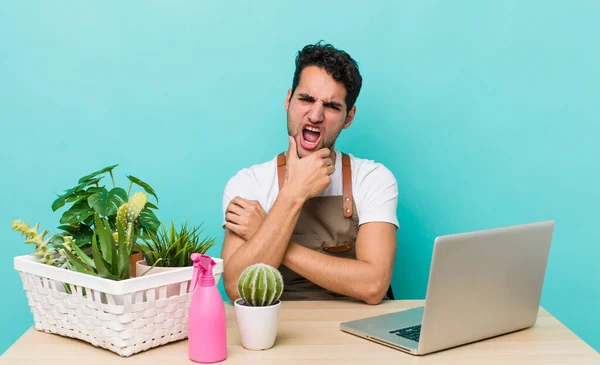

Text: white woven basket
xmin=13 ymin=254 xmax=224 ymax=357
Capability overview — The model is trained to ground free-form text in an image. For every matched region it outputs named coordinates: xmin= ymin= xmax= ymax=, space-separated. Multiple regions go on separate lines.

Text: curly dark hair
xmin=290 ymin=41 xmax=362 ymax=111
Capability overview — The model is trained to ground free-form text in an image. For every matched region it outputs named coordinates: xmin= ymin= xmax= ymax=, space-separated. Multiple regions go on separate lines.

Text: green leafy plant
xmin=137 ymin=221 xmax=217 ymax=270
xmin=50 ymin=164 xmax=160 ymax=252
xmin=237 ymin=263 xmax=284 ymax=307
xmin=11 ymin=220 xmax=67 ymax=267
xmin=62 ymin=193 xmax=148 ymax=280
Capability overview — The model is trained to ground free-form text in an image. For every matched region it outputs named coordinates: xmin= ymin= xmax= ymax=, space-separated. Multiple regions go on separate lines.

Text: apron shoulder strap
xmin=276 ymin=152 xmax=353 ymax=218
xmin=341 ymin=153 xmax=353 ymax=218
xmin=277 ymin=153 xmax=286 ymax=192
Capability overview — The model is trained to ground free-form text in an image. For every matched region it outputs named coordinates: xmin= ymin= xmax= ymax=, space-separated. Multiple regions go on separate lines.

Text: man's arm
xmin=282 ymin=222 xmax=397 ymax=305
xmin=221 ymin=192 xmax=304 ymax=301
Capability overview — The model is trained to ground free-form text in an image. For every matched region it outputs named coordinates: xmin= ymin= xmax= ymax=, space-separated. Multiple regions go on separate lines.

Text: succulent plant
xmin=126 ymin=192 xmax=147 ymax=224
xmin=237 ymin=263 xmax=284 ymax=306
xmin=116 ymin=203 xmax=128 ymax=228
xmin=113 ymin=192 xmax=148 ymax=244
xmin=137 ymin=221 xmax=216 ymax=270
xmin=12 ymin=220 xmax=67 ymax=267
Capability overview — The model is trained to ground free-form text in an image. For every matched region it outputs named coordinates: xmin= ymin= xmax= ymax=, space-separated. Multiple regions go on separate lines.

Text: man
xmin=221 ymin=42 xmax=399 ymax=305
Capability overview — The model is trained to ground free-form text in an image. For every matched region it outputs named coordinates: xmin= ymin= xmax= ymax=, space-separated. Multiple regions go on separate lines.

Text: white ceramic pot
xmin=234 ymin=298 xmax=281 ymax=350
xmin=135 ymin=260 xmax=190 ymax=297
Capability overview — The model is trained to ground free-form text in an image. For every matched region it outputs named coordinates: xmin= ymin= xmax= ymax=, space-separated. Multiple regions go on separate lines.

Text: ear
xmin=285 ymin=89 xmax=292 ymax=112
xmin=343 ymin=106 xmax=356 ymax=129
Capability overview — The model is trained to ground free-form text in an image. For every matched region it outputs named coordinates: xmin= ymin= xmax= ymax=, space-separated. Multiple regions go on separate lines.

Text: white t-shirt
xmin=222 ymin=149 xmax=399 ymax=229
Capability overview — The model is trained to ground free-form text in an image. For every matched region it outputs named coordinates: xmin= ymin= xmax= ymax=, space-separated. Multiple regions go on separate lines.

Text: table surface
xmin=1 ymin=300 xmax=599 ymax=364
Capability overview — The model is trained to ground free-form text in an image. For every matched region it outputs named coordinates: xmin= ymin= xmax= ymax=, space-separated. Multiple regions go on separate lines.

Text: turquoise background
xmin=1 ymin=0 xmax=598 ymax=355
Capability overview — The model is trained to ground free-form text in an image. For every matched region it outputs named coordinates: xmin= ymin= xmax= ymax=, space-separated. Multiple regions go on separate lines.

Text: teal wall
xmin=1 ymin=0 xmax=598 ymax=355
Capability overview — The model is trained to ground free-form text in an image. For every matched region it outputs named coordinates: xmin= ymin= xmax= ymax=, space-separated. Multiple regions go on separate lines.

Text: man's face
xmin=285 ymin=65 xmax=356 ymax=158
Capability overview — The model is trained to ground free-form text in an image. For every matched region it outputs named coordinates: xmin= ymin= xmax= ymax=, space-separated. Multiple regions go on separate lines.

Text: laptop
xmin=340 ymin=220 xmax=554 ymax=355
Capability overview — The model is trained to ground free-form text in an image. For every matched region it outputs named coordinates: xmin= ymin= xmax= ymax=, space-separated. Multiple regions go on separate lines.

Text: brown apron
xmin=276 ymin=152 xmax=360 ymax=300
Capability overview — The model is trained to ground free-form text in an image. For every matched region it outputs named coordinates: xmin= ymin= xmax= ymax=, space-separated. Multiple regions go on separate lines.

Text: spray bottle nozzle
xmin=190 ymin=254 xmax=216 ymax=291
xmin=191 ymin=253 xmax=202 ymax=264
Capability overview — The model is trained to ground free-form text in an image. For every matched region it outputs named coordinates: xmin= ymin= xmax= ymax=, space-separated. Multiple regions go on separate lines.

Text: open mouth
xmin=301 ymin=126 xmax=321 ymax=151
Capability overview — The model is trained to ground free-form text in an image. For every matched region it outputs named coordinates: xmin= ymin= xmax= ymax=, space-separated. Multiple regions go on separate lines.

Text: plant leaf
xmin=88 ymin=187 xmax=127 ymax=217
xmin=52 ymin=195 xmax=67 ymax=212
xmin=59 ymin=210 xmax=78 ymax=225
xmin=81 ymin=177 xmax=103 ymax=186
xmin=64 ymin=248 xmax=94 ymax=275
xmin=65 ymin=191 xmax=94 ymax=203
xmin=112 ymin=188 xmax=128 ymax=202
xmin=78 ymin=164 xmax=119 ymax=184
xmin=53 ymin=181 xmax=94 ymax=212
xmin=56 ymin=225 xmax=81 ymax=235
xmin=117 ymin=220 xmax=130 ymax=279
xmin=82 ymin=214 xmax=94 ymax=226
xmin=86 ymin=187 xmax=108 ymax=208
xmin=118 ymin=264 xmax=129 ymax=280
xmin=117 ymin=219 xmax=127 ymax=256
xmin=59 ymin=200 xmax=91 ymax=225
xmin=52 ymin=181 xmax=87 ymax=212
xmin=146 ymin=251 xmax=161 ymax=267
xmin=92 ymin=232 xmax=115 ymax=280
xmin=145 ymin=202 xmax=159 ymax=210
xmin=68 ymin=239 xmax=95 ymax=269
xmin=139 ymin=257 xmax=163 ymax=276
xmin=127 ymin=175 xmax=158 ymax=203
xmin=93 ymin=213 xmax=113 ymax=264
xmin=78 ymin=208 xmax=95 ymax=222
xmin=50 ymin=233 xmax=67 ymax=248
xmin=57 ymin=224 xmax=94 ymax=249
xmin=139 ymin=208 xmax=161 ymax=232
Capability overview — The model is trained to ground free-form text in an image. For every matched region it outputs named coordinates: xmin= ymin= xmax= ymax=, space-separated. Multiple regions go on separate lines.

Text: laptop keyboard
xmin=389 ymin=325 xmax=421 ymax=342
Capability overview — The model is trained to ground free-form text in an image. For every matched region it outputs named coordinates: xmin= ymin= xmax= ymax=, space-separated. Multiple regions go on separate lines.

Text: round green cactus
xmin=238 ymin=263 xmax=284 ymax=306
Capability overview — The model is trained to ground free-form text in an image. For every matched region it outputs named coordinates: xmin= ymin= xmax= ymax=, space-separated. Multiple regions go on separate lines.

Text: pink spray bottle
xmin=188 ymin=253 xmax=227 ymax=363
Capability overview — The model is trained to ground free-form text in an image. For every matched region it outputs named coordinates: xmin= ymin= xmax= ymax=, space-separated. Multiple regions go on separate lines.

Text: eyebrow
xmin=298 ymin=93 xmax=343 ymax=109
xmin=323 ymin=101 xmax=343 ymax=109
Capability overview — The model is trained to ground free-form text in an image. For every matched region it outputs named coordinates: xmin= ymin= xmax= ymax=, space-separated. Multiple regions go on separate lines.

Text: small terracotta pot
xmin=129 ymin=251 xmax=144 ymax=277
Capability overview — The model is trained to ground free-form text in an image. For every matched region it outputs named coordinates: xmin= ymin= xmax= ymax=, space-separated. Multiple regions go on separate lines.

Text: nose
xmin=307 ymin=101 xmax=324 ymax=124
